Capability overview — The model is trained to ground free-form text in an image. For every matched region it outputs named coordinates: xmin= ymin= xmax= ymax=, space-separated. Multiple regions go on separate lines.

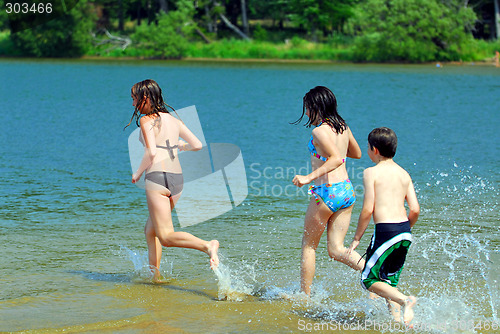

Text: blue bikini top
xmin=308 ymin=136 xmax=327 ymax=161
xmin=308 ymin=120 xmax=328 ymax=161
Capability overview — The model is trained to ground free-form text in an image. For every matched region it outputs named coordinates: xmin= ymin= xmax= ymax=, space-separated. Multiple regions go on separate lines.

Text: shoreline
xmin=1 ymin=54 xmax=498 ymax=67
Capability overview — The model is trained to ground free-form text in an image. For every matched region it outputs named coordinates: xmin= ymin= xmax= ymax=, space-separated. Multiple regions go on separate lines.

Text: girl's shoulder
xmin=313 ymin=123 xmax=348 ymax=137
xmin=160 ymin=112 xmax=182 ymax=126
xmin=311 ymin=124 xmax=332 ymax=141
xmin=139 ymin=114 xmax=156 ymax=126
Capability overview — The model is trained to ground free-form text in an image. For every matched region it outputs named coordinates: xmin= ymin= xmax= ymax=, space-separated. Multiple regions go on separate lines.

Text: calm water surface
xmin=0 ymin=59 xmax=499 ymax=333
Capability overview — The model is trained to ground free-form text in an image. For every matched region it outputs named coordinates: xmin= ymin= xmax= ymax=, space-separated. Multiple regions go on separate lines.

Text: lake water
xmin=0 ymin=59 xmax=498 ymax=333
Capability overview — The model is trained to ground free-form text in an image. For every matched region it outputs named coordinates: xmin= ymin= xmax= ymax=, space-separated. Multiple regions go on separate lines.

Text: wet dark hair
xmin=124 ymin=79 xmax=176 ymax=129
xmin=368 ymin=127 xmax=398 ymax=158
xmin=292 ymin=86 xmax=347 ymax=134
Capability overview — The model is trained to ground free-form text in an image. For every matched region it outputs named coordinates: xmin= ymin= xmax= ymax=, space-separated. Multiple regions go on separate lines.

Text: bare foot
xmin=149 ymin=265 xmax=163 ymax=283
xmin=403 ymin=296 xmax=417 ymax=325
xmin=388 ymin=300 xmax=401 ymax=323
xmin=207 ymin=240 xmax=220 ymax=270
xmin=279 ymin=291 xmax=311 ymax=304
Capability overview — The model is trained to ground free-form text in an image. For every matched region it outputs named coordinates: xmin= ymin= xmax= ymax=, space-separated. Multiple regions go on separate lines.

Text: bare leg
xmin=207 ymin=240 xmax=220 ymax=269
xmin=300 ymin=199 xmax=332 ymax=295
xmin=326 ymin=205 xmax=365 ymax=270
xmin=144 ymin=216 xmax=162 ymax=280
xmin=368 ymin=282 xmax=417 ymax=324
xmin=169 ymin=193 xmax=218 ymax=269
xmin=146 ymin=189 xmax=219 ymax=269
xmin=143 ymin=193 xmax=181 ymax=281
xmin=387 ymin=300 xmax=401 ymax=322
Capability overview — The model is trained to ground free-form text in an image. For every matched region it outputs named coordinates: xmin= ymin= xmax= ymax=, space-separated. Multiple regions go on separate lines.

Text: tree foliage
xmin=289 ymin=0 xmax=357 ymax=39
xmin=131 ymin=0 xmax=196 ymax=58
xmin=348 ymin=0 xmax=477 ymax=62
xmin=0 ymin=0 xmax=9 ymax=31
xmin=1 ymin=0 xmax=494 ymax=61
xmin=8 ymin=0 xmax=95 ymax=57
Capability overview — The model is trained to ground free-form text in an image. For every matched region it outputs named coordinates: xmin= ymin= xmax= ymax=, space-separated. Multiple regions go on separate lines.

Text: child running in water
xmin=126 ymin=79 xmax=219 ymax=281
xmin=348 ymin=127 xmax=419 ymax=324
xmin=292 ymin=86 xmax=365 ymax=296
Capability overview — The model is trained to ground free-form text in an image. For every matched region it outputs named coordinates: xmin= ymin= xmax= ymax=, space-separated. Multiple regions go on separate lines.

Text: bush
xmin=348 ymin=0 xmax=477 ymax=62
xmin=131 ymin=1 xmax=195 ymax=59
xmin=252 ymin=24 xmax=268 ymax=41
xmin=9 ymin=0 xmax=94 ymax=57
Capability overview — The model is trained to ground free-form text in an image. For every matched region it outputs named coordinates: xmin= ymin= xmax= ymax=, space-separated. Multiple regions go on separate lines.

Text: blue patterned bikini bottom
xmin=308 ymin=179 xmax=356 ymax=213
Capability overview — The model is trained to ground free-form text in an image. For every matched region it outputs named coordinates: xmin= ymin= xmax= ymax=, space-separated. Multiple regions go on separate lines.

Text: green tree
xmin=289 ymin=0 xmax=358 ymax=41
xmin=132 ymin=0 xmax=196 ymax=58
xmin=469 ymin=0 xmax=500 ymax=39
xmin=249 ymin=0 xmax=291 ymax=30
xmin=9 ymin=0 xmax=95 ymax=57
xmin=0 ymin=0 xmax=9 ymax=31
xmin=348 ymin=0 xmax=477 ymax=62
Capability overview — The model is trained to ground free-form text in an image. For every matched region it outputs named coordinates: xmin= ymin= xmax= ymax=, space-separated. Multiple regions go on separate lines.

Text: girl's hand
xmin=293 ymin=175 xmax=309 ymax=187
xmin=178 ymin=140 xmax=188 ymax=151
xmin=346 ymin=239 xmax=360 ymax=255
xmin=132 ymin=173 xmax=141 ymax=184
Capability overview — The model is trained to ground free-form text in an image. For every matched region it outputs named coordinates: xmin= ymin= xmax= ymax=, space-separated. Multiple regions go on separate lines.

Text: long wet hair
xmin=124 ymin=79 xmax=177 ymax=129
xmin=292 ymin=86 xmax=347 ymax=134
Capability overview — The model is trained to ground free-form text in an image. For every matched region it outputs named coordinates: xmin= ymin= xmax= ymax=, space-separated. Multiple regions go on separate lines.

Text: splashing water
xmin=115 ymin=163 xmax=498 ymax=333
xmin=213 ymin=256 xmax=258 ymax=301
xmin=119 ymin=246 xmax=174 ymax=283
xmin=230 ymin=163 xmax=498 ymax=333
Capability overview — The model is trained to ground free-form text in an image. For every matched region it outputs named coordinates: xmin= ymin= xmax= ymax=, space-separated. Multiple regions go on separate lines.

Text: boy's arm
xmin=348 ymin=168 xmax=375 ymax=251
xmin=406 ymin=179 xmax=420 ymax=228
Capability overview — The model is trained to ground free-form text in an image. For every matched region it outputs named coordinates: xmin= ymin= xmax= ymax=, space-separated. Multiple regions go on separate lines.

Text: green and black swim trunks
xmin=361 ymin=221 xmax=412 ymax=290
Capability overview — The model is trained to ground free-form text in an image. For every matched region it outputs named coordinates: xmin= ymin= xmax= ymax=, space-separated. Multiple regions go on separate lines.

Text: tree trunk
xmin=219 ymin=13 xmax=251 ymax=40
xmin=118 ymin=0 xmax=124 ymax=31
xmin=159 ymin=0 xmax=168 ymax=13
xmin=495 ymin=0 xmax=500 ymax=40
xmin=241 ymin=0 xmax=249 ymax=36
xmin=205 ymin=4 xmax=214 ymax=33
xmin=147 ymin=0 xmax=153 ymax=25
xmin=137 ymin=1 xmax=142 ymax=26
xmin=195 ymin=27 xmax=212 ymax=43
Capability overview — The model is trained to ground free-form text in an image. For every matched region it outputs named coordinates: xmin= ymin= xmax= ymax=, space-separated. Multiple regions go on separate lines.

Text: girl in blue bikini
xmin=292 ymin=86 xmax=365 ymax=295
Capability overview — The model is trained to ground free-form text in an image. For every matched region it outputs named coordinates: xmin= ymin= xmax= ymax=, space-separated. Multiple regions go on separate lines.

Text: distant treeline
xmin=0 ymin=0 xmax=499 ymax=62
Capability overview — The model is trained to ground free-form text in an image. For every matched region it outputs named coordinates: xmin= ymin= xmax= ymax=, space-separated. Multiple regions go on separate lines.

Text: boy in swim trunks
xmin=347 ymin=127 xmax=420 ymax=325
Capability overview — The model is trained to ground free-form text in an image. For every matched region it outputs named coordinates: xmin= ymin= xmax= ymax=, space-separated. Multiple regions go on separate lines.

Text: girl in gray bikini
xmin=126 ymin=79 xmax=219 ymax=281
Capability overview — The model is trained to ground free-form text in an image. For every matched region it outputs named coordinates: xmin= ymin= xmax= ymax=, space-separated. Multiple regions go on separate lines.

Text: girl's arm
xmin=346 ymin=128 xmax=362 ymax=159
xmin=132 ymin=117 xmax=157 ymax=183
xmin=293 ymin=128 xmax=344 ymax=187
xmin=178 ymin=121 xmax=202 ymax=151
xmin=348 ymin=168 xmax=375 ymax=252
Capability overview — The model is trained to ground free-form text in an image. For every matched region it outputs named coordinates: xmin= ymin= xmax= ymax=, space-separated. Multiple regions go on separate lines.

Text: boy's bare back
xmin=364 ymin=160 xmax=416 ymax=224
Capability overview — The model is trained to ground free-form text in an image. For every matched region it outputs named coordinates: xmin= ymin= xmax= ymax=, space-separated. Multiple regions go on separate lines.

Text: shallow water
xmin=0 ymin=59 xmax=498 ymax=333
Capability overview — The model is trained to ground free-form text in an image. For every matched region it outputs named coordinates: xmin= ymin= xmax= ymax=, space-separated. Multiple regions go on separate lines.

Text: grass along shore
xmin=1 ymin=30 xmax=499 ymax=64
